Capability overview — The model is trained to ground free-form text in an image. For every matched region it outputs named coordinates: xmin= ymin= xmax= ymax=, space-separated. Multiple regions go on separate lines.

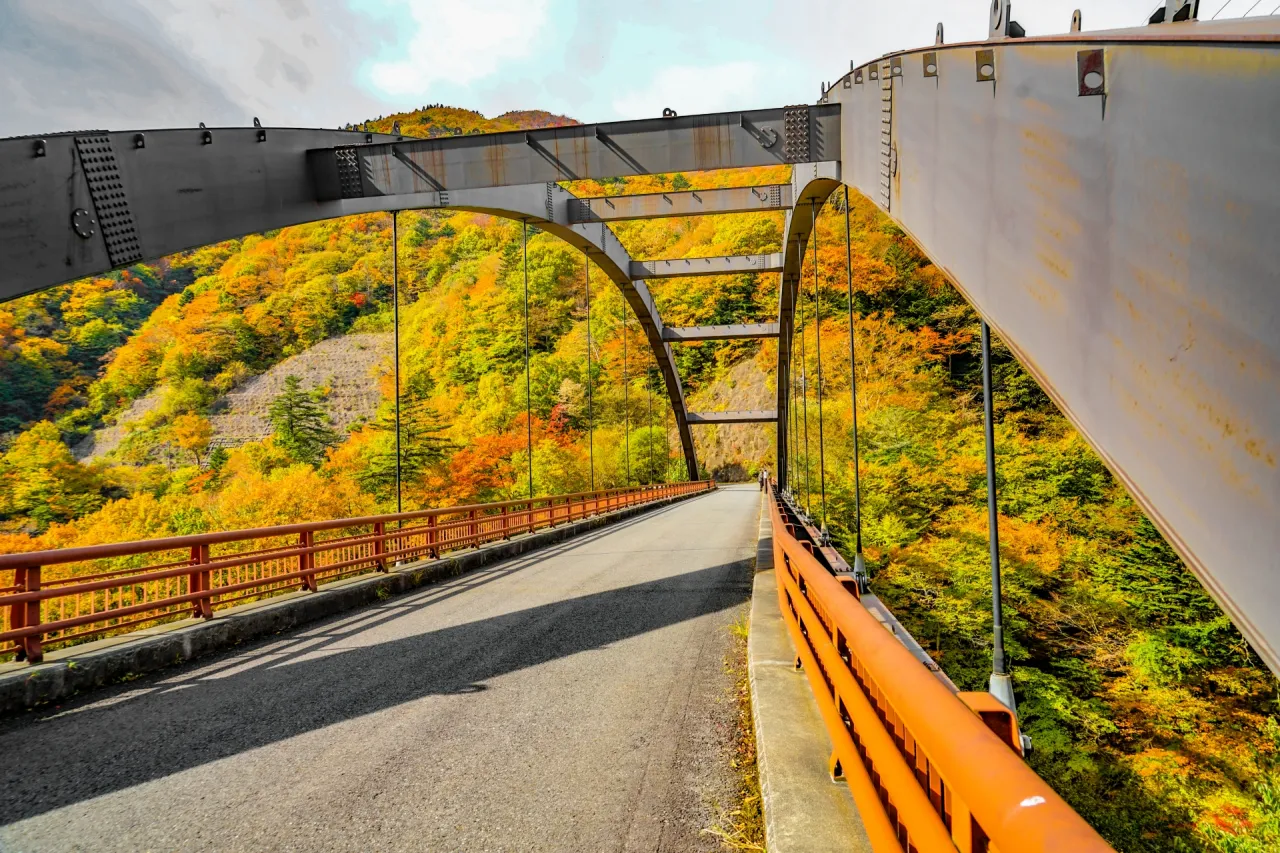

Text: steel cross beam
xmin=687 ymin=411 xmax=778 ymax=424
xmin=629 ymin=253 xmax=784 ymax=280
xmin=662 ymin=323 xmax=779 ymax=342
xmin=567 ymin=185 xmax=793 ymax=223
xmin=310 ymin=107 xmax=840 ymax=200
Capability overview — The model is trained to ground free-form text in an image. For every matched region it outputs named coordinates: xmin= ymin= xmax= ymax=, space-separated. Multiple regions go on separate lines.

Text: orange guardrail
xmin=767 ymin=483 xmax=1112 ymax=853
xmin=0 ymin=480 xmax=715 ymax=664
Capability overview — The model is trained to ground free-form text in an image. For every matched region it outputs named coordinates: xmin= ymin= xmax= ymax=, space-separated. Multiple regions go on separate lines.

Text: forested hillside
xmin=0 ymin=105 xmax=1274 ymax=852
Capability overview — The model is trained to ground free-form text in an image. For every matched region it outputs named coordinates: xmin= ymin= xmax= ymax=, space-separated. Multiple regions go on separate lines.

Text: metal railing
xmin=0 ymin=481 xmax=714 ymax=664
xmin=767 ymin=482 xmax=1111 ymax=853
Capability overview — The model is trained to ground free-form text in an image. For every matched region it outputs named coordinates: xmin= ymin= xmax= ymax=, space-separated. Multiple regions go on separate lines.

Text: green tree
xmin=0 ymin=421 xmax=107 ymax=531
xmin=268 ymin=375 xmax=339 ymax=466
xmin=356 ymin=397 xmax=452 ymax=500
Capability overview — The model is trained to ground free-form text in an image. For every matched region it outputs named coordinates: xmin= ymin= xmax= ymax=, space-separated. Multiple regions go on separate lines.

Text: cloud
xmin=0 ymin=0 xmax=244 ymax=135
xmin=611 ymin=62 xmax=767 ymax=120
xmin=367 ymin=0 xmax=549 ymax=98
xmin=0 ymin=0 xmax=399 ymax=137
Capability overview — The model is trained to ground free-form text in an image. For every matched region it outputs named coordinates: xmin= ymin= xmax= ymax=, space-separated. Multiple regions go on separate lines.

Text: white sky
xmin=1 ymin=0 xmax=1273 ymax=135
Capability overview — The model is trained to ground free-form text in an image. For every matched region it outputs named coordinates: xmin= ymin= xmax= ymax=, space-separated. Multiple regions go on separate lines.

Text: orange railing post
xmin=501 ymin=505 xmax=510 ymax=540
xmin=427 ymin=514 xmax=438 ymax=558
xmin=12 ymin=565 xmax=42 ymax=663
xmin=373 ymin=522 xmax=387 ymax=571
xmin=190 ymin=544 xmax=213 ymax=618
xmin=299 ymin=531 xmax=317 ymax=592
xmin=469 ymin=509 xmax=479 ymax=547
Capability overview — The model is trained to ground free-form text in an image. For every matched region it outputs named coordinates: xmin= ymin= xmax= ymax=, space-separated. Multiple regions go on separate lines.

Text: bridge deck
xmin=0 ymin=486 xmax=760 ymax=852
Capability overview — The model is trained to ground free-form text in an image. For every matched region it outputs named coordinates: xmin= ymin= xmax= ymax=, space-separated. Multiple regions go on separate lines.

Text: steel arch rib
xmin=827 ymin=19 xmax=1280 ymax=675
xmin=0 ymin=147 xmax=700 ymax=476
xmin=775 ymin=165 xmax=841 ymax=492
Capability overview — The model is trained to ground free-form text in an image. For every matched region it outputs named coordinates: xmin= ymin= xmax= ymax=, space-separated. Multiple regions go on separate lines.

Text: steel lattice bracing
xmin=0 ymin=104 xmax=840 ymax=486
xmin=687 ymin=411 xmax=778 ymax=425
xmin=567 ymin=184 xmax=792 ymax=222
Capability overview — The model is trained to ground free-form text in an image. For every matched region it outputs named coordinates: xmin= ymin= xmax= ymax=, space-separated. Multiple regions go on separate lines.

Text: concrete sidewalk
xmin=749 ymin=490 xmax=870 ymax=852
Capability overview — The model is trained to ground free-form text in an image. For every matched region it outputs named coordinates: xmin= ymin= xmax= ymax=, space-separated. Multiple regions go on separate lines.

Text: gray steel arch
xmin=822 ymin=17 xmax=1280 ymax=675
xmin=774 ymin=164 xmax=841 ymax=491
xmin=0 ymin=129 xmax=700 ymax=479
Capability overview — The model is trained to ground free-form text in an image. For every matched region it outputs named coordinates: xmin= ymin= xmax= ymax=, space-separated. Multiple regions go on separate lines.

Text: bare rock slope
xmin=209 ymin=334 xmax=390 ymax=448
xmin=76 ymin=333 xmax=391 ymax=462
xmin=686 ymin=357 xmax=775 ymax=481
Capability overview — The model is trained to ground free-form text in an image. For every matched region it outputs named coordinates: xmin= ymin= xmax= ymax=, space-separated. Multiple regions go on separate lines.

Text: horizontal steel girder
xmin=630 ymin=253 xmax=784 ymax=280
xmin=310 ymin=106 xmax=840 ymax=200
xmin=0 ymin=105 xmax=838 ymax=301
xmin=687 ymin=411 xmax=778 ymax=424
xmin=568 ymin=184 xmax=792 ymax=223
xmin=662 ymin=323 xmax=780 ymax=342
xmin=827 ymin=16 xmax=1280 ymax=675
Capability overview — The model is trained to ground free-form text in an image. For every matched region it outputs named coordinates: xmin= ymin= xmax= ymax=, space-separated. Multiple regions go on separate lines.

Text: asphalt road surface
xmin=0 ymin=485 xmax=760 ymax=853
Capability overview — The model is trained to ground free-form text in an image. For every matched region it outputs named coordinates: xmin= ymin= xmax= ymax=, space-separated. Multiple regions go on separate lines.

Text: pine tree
xmin=356 ymin=396 xmax=452 ymax=500
xmin=268 ymin=375 xmax=339 ymax=466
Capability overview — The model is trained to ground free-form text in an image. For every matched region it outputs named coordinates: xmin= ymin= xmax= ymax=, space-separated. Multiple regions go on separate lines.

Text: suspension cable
xmin=791 ymin=329 xmax=799 ymax=494
xmin=664 ymin=396 xmax=671 ymax=482
xmin=646 ymin=360 xmax=654 ymax=483
xmin=584 ymin=249 xmax=595 ymax=490
xmin=981 ymin=320 xmax=1010 ymax=689
xmin=788 ymin=323 xmax=796 ymax=492
xmin=798 ymin=266 xmax=813 ymax=516
xmin=812 ymin=199 xmax=828 ymax=530
xmin=623 ymin=304 xmax=631 ymax=485
xmin=523 ymin=220 xmax=534 ymax=500
xmin=844 ymin=187 xmax=866 ymax=573
xmin=392 ymin=211 xmax=402 ymax=518
xmin=788 ymin=280 xmax=798 ymax=499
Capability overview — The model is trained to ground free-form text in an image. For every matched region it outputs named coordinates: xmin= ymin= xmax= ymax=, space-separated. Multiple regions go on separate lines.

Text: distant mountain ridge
xmin=359 ymin=106 xmax=579 ymax=139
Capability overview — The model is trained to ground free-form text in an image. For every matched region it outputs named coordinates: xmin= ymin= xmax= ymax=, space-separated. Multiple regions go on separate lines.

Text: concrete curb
xmin=748 ymin=491 xmax=870 ymax=852
xmin=0 ymin=491 xmax=708 ymax=714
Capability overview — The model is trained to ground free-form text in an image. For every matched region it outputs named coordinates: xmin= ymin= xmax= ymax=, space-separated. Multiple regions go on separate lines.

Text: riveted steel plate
xmin=73 ymin=135 xmax=142 ymax=268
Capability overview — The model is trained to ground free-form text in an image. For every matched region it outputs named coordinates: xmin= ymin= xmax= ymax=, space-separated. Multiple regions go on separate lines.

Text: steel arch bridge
xmin=2 ymin=4 xmax=1279 ymax=687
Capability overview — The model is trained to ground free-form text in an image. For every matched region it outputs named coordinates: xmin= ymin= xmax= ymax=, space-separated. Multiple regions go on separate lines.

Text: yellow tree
xmin=169 ymin=413 xmax=213 ymax=466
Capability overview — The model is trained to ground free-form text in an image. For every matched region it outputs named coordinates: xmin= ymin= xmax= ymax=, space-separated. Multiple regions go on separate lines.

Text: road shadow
xmin=0 ymin=535 xmax=751 ymax=825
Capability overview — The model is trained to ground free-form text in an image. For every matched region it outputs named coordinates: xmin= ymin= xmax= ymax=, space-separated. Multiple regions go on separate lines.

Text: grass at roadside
xmin=704 ymin=611 xmax=766 ymax=851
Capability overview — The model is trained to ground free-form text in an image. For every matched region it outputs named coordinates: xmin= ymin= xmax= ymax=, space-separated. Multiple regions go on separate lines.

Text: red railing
xmin=768 ymin=482 xmax=1111 ymax=852
xmin=0 ymin=481 xmax=714 ymax=663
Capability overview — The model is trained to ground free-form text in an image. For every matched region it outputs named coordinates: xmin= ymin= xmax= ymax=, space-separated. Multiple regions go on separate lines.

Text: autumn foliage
xmin=0 ymin=105 xmax=1274 ymax=851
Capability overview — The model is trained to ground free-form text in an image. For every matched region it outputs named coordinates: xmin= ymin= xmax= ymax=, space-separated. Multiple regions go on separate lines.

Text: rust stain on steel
xmin=1024 ymin=275 xmax=1065 ymax=313
xmin=1020 ymin=124 xmax=1081 ymax=192
xmin=1106 ymin=293 xmax=1276 ymax=485
xmin=691 ymin=122 xmax=730 ymax=173
xmin=483 ymin=138 xmax=507 ymax=187
xmin=572 ymin=132 xmax=591 ymax=178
